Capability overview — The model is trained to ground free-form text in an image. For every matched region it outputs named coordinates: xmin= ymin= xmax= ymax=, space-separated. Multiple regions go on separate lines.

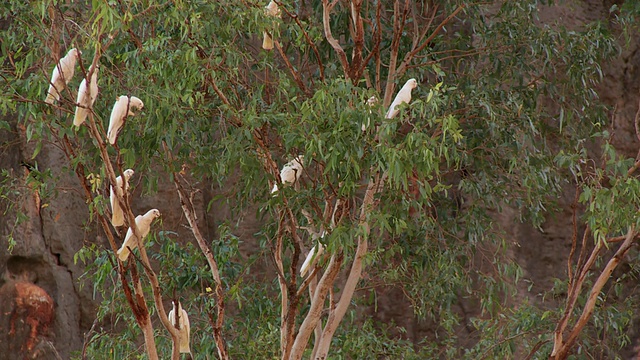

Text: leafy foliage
xmin=1 ymin=0 xmax=640 ymax=359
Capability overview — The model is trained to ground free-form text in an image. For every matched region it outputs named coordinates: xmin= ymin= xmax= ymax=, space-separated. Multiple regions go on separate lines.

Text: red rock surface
xmin=0 ymin=281 xmax=54 ymax=358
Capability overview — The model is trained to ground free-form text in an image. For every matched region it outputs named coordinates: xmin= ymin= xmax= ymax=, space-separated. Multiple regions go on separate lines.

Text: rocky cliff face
xmin=1 ymin=1 xmax=639 ymax=359
xmin=0 ymin=119 xmax=90 ymax=358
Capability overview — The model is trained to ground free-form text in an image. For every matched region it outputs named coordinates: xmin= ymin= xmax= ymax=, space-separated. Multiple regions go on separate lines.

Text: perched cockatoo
xmin=271 ymin=155 xmax=304 ymax=193
xmin=385 ymin=78 xmax=418 ymax=119
xmin=263 ymin=0 xmax=281 ymax=50
xmin=168 ymin=300 xmax=191 ymax=354
xmin=116 ymin=209 xmax=161 ymax=262
xmin=362 ymin=96 xmax=378 ymax=132
xmin=73 ymin=64 xmax=99 ymax=127
xmin=300 ymin=242 xmax=325 ymax=277
xmin=45 ymin=48 xmax=81 ymax=104
xmin=110 ymin=169 xmax=135 ymax=227
xmin=107 ymin=95 xmax=144 ymax=145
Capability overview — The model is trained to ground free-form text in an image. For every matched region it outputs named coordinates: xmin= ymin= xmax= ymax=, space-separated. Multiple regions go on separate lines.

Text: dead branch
xmin=166 ymin=157 xmax=229 ymax=359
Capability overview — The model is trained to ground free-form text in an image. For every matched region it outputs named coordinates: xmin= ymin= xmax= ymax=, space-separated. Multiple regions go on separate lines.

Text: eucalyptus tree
xmin=1 ymin=0 xmax=638 ymax=359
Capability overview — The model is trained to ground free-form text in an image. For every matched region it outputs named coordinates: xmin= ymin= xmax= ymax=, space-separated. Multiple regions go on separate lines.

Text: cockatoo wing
xmin=300 ymin=243 xmax=325 ymax=277
xmin=46 ymin=68 xmax=63 ymax=104
xmin=110 ymin=169 xmax=134 ymax=226
xmin=386 ymin=92 xmax=410 ymax=119
xmin=179 ymin=308 xmax=191 ymax=353
xmin=263 ymin=31 xmax=274 ymax=50
xmin=117 ymin=227 xmax=136 ymax=262
xmin=286 ymin=157 xmax=304 ymax=184
xmin=73 ymin=66 xmax=99 ymax=126
xmin=168 ymin=307 xmax=176 ymax=325
xmin=107 ymin=96 xmax=128 ymax=145
xmin=280 ymin=166 xmax=297 ymax=184
xmin=385 ymin=79 xmax=417 ymax=119
xmin=110 ymin=176 xmax=124 ymax=227
xmin=117 ymin=209 xmax=159 ymax=261
xmin=45 ymin=48 xmax=79 ymax=104
xmin=265 ymin=0 xmax=280 ymax=16
xmin=107 ymin=96 xmax=144 ymax=144
xmin=271 ymin=156 xmax=304 ymax=194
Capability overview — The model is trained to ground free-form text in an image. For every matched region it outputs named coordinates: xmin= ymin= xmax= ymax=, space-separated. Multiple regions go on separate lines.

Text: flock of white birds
xmin=282 ymin=77 xmax=418 ymax=277
xmin=44 ymin=4 xmax=418 ymax=352
xmin=45 ymin=48 xmax=189 ymax=354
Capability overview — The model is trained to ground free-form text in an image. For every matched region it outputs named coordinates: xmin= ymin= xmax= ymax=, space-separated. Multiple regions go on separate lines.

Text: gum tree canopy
xmin=2 ymin=0 xmax=640 ymax=359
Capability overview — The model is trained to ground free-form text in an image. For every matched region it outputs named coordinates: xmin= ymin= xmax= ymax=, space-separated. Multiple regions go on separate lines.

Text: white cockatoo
xmin=110 ymin=169 xmax=135 ymax=227
xmin=300 ymin=242 xmax=325 ymax=277
xmin=45 ymin=48 xmax=81 ymax=104
xmin=73 ymin=64 xmax=99 ymax=127
xmin=385 ymin=78 xmax=418 ymax=119
xmin=168 ymin=300 xmax=191 ymax=354
xmin=107 ymin=95 xmax=144 ymax=145
xmin=362 ymin=95 xmax=378 ymax=132
xmin=263 ymin=0 xmax=281 ymax=50
xmin=116 ymin=209 xmax=161 ymax=262
xmin=271 ymin=155 xmax=304 ymax=193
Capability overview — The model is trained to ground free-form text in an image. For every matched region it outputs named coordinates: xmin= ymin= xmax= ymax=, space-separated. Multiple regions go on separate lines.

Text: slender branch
xmin=361 ymin=1 xmax=382 ymax=85
xmin=349 ymin=0 xmax=365 ymax=80
xmin=553 ymin=226 xmax=637 ymax=359
xmin=273 ymin=212 xmax=289 ymax=356
xmin=159 ymin=141 xmax=229 ymax=358
xmin=567 ymin=186 xmax=580 ymax=287
xmin=395 ymin=4 xmax=464 ymax=77
xmin=551 ymin=229 xmax=600 ymax=358
xmin=322 ymin=0 xmax=350 ymax=78
xmin=275 ymin=0 xmax=325 ymax=81
xmin=274 ymin=40 xmax=309 ymax=96
xmin=634 ymin=97 xmax=640 ymax=143
xmin=171 ymin=170 xmax=229 ymax=360
xmin=382 ymin=0 xmax=409 ymax=107
xmin=524 ymin=340 xmax=550 ymax=360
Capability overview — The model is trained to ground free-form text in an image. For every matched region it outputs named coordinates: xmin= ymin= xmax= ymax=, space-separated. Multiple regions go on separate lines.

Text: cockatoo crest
xmin=385 ymin=78 xmax=418 ymax=119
